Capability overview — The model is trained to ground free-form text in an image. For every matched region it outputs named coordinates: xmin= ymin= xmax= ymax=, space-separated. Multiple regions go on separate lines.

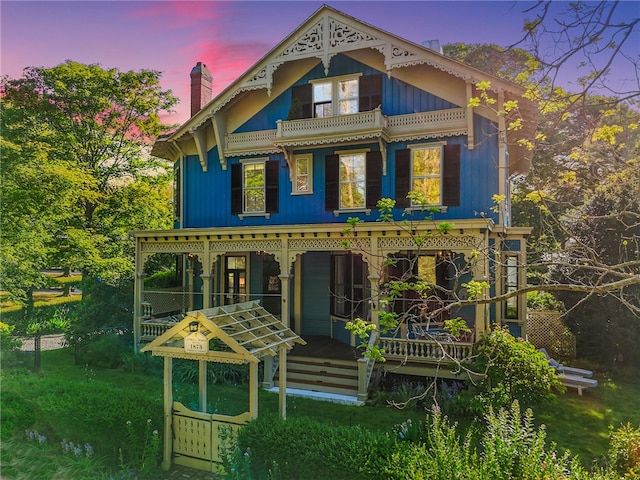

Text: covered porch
xmin=132 ymin=219 xmax=528 ymax=399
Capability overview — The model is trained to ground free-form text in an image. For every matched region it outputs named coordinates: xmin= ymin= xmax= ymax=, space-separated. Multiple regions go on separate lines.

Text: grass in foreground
xmin=3 ymin=348 xmax=639 ymax=474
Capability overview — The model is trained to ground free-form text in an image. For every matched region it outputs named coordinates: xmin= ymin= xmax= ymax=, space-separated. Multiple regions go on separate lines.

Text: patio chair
xmin=538 ymin=348 xmax=594 ymax=378
xmin=538 ymin=348 xmax=597 ymax=395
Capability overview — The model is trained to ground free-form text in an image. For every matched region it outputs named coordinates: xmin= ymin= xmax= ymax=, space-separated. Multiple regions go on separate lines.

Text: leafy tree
xmin=513 ymin=2 xmax=639 ymax=103
xmin=0 ymin=93 xmax=77 ymax=313
xmin=443 ymin=43 xmax=539 ymax=86
xmin=458 ymin=327 xmax=563 ymax=414
xmin=1 ymin=61 xmax=178 ymax=307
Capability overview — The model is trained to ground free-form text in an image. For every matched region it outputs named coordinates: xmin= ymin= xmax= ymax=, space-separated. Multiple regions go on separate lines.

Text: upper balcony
xmin=224 ymin=107 xmax=467 ymax=158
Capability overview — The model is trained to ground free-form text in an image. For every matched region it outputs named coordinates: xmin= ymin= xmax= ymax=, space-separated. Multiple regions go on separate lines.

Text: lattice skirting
xmin=527 ymin=310 xmax=576 ymax=359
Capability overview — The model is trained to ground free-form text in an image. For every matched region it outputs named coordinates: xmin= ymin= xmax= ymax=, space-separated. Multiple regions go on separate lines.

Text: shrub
xmin=234 ymin=415 xmax=396 ymax=480
xmin=457 ymin=325 xmax=563 ymax=414
xmin=74 ymin=331 xmax=132 ymax=369
xmin=384 ymin=409 xmax=475 ymax=480
xmin=0 ymin=321 xmax=22 ymax=365
xmin=386 ymin=403 xmax=599 ymax=480
xmin=607 ymin=423 xmax=640 ymax=477
xmin=144 ymin=269 xmax=179 ymax=289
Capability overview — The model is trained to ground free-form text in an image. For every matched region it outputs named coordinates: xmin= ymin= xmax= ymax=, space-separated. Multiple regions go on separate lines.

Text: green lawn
xmin=25 ymin=348 xmax=429 ymax=433
xmin=535 ymin=372 xmax=640 ymax=464
xmin=2 ymin=347 xmax=639 ymax=478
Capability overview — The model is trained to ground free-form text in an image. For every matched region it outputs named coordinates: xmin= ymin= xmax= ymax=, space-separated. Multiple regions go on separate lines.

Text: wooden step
xmin=281 ymin=370 xmax=357 ymax=389
xmin=274 ymin=356 xmax=359 ymax=397
xmin=283 ymin=362 xmax=358 ymax=378
xmin=287 ymin=356 xmax=358 ymax=369
xmin=275 ymin=377 xmax=358 ymax=396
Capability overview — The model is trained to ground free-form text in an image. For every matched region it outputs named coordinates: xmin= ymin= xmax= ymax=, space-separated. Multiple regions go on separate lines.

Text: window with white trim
xmin=503 ymin=255 xmax=519 ymax=319
xmin=292 ymin=154 xmax=312 ymax=194
xmin=311 ymin=75 xmax=360 ymax=118
xmin=339 ymin=152 xmax=366 ymax=209
xmin=411 ymin=144 xmax=443 ymax=205
xmin=243 ymin=160 xmax=266 ymax=213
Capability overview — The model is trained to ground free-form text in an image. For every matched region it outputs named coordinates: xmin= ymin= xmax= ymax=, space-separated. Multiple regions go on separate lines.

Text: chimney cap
xmin=191 ymin=62 xmax=212 ymax=78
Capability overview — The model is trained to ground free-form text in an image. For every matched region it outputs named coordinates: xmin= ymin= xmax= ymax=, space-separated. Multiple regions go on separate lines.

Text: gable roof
xmin=153 ymin=4 xmax=537 ymax=173
xmin=140 ymin=300 xmax=305 ymax=363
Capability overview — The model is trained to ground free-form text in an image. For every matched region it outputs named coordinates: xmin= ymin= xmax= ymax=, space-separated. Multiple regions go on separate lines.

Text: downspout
xmin=497 ymin=90 xmax=508 ymax=226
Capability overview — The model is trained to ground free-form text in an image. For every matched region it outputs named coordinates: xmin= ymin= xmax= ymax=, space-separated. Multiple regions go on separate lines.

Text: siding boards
xmin=182 ymin=54 xmax=500 ymax=228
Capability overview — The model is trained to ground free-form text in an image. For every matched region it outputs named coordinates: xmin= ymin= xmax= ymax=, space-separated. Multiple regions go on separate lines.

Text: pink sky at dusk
xmin=2 ymin=1 xmax=638 ymax=125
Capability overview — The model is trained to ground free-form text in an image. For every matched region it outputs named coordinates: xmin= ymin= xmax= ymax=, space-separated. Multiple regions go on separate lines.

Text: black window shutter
xmin=366 ymin=151 xmax=382 ymax=209
xmin=231 ymin=163 xmax=242 ymax=214
xmin=442 ymin=144 xmax=461 ymax=206
xmin=359 ymin=74 xmax=382 ymax=112
xmin=395 ymin=149 xmax=411 ymax=209
xmin=291 ymin=84 xmax=312 ymax=119
xmin=266 ymin=160 xmax=279 ymax=213
xmin=325 ymin=155 xmax=339 ymax=211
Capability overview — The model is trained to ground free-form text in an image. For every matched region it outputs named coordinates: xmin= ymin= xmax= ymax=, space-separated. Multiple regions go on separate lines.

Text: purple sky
xmin=2 ymin=1 xmax=638 ymax=124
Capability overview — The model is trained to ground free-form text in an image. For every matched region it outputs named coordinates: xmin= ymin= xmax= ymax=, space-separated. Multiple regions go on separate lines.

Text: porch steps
xmin=275 ymin=355 xmax=359 ymax=397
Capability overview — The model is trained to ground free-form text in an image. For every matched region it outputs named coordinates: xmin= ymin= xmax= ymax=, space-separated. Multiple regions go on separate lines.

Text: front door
xmin=224 ymin=255 xmax=246 ymax=305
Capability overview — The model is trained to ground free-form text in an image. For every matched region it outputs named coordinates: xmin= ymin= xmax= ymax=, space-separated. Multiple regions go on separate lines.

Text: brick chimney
xmin=190 ymin=62 xmax=212 ymax=117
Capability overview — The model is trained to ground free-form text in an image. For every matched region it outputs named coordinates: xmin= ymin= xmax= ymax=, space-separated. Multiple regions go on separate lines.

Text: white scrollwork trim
xmin=378 ymin=235 xmax=483 ymax=252
xmin=141 ymin=242 xmax=204 ymax=253
xmin=209 ymin=239 xmax=283 ymax=252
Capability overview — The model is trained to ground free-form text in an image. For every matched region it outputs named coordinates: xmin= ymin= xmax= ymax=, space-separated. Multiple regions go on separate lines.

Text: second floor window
xmin=339 ymin=153 xmax=366 ymax=209
xmin=395 ymin=143 xmax=461 ymax=209
xmin=325 ymin=150 xmax=382 ymax=212
xmin=312 ymin=76 xmax=359 ymax=117
xmin=231 ymin=159 xmax=279 ymax=216
xmin=292 ymin=154 xmax=313 ymax=194
xmin=243 ymin=161 xmax=266 ymax=212
xmin=411 ymin=145 xmax=442 ymax=205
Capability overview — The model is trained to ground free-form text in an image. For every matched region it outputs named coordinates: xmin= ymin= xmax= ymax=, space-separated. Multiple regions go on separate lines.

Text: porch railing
xmin=378 ymin=337 xmax=474 ymax=363
xmin=357 ymin=330 xmax=379 ymax=401
xmin=140 ymin=315 xmax=184 ymax=341
xmin=142 ymin=288 xmax=188 ymax=317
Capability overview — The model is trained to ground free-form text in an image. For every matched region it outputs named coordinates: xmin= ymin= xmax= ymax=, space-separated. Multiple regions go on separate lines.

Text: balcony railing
xmin=224 ymin=108 xmax=467 ymax=154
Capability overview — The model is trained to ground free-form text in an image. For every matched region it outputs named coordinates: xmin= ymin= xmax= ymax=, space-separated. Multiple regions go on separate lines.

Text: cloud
xmin=127 ymin=1 xmax=229 ymax=30
xmin=190 ymin=39 xmax=272 ymax=92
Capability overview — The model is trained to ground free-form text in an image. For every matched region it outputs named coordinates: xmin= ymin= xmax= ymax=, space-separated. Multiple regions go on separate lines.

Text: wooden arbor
xmin=140 ymin=300 xmax=304 ymax=473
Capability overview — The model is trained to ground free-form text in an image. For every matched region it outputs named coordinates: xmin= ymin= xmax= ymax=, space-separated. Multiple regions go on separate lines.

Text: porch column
xmin=368 ymin=272 xmax=381 ymax=329
xmin=201 ymin=241 xmax=212 ymax=309
xmin=466 ymin=247 xmax=489 ymax=337
xmin=279 ymin=273 xmax=291 ymax=327
xmin=278 ymin=272 xmax=291 ymax=419
xmin=279 ymin=347 xmax=287 ymax=419
xmin=198 ymin=359 xmax=207 ymax=413
xmin=186 ymin=261 xmax=195 ymax=311
xmin=161 ymin=356 xmax=173 ymax=471
xmin=200 ymin=274 xmax=212 ymax=309
xmin=133 ymin=245 xmax=148 ymax=352
xmin=518 ymin=246 xmax=528 ymax=338
xmin=250 ymin=360 xmax=259 ymax=419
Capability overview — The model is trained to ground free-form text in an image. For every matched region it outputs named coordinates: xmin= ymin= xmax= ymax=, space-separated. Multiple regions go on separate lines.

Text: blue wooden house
xmin=133 ymin=5 xmax=537 ymax=401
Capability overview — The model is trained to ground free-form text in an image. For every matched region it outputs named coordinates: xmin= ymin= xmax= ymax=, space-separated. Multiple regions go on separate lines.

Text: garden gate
xmin=140 ymin=301 xmax=304 ymax=473
xmin=171 ymin=401 xmax=249 ymax=471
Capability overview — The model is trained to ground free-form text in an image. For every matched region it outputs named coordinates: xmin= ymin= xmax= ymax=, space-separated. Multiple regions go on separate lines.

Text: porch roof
xmin=140 ymin=300 xmax=305 ymax=363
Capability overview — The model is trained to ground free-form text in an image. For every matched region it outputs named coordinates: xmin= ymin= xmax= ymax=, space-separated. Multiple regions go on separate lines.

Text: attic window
xmin=311 ymin=74 xmax=360 ymax=118
xmin=291 ymin=74 xmax=381 ymax=119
